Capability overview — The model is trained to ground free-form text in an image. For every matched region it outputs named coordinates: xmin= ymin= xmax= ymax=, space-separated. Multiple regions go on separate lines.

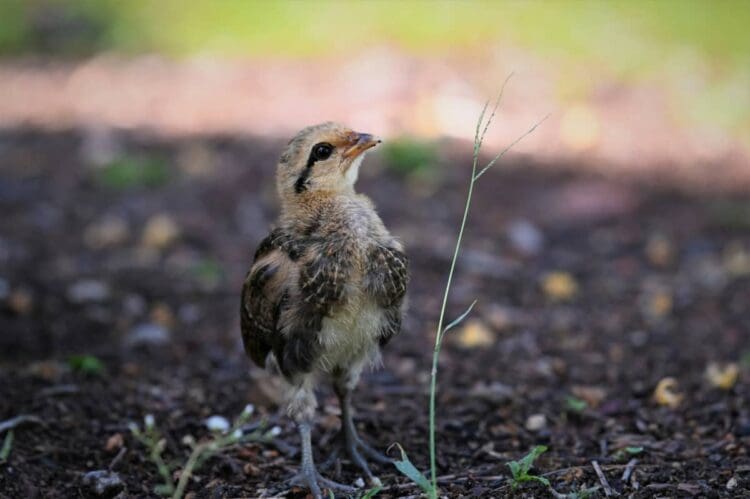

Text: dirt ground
xmin=1 ymin=128 xmax=749 ymax=498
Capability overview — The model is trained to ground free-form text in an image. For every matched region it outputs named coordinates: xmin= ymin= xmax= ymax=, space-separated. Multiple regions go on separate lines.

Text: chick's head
xmin=276 ymin=122 xmax=380 ymax=201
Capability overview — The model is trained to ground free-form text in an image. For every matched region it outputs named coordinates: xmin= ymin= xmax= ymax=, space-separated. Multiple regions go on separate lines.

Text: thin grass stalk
xmin=172 ymin=443 xmax=207 ymax=499
xmin=428 ymin=104 xmax=494 ymax=498
xmin=427 ymin=78 xmax=545 ymax=497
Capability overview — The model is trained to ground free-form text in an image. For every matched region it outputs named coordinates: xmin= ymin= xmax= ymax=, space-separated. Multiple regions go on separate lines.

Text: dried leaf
xmin=705 ymin=362 xmax=739 ymax=390
xmin=646 ymin=234 xmax=674 ymax=267
xmin=644 ymin=290 xmax=673 ymax=319
xmin=572 ymin=385 xmax=607 ymax=408
xmin=653 ymin=377 xmax=683 ymax=408
xmin=105 ymin=433 xmax=124 ymax=452
xmin=455 ymin=319 xmax=494 ymax=348
xmin=142 ymin=214 xmax=180 ymax=249
xmin=542 ymin=271 xmax=578 ymax=301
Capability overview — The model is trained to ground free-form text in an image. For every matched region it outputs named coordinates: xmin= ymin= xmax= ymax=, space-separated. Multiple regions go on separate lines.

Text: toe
xmin=317 ymin=475 xmax=357 ymax=493
xmin=357 ymin=440 xmax=392 ymax=464
xmin=288 ymin=469 xmax=323 ymax=498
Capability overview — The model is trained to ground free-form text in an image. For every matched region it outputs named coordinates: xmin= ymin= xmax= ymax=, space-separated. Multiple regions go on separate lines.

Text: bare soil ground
xmin=1 ymin=128 xmax=749 ymax=498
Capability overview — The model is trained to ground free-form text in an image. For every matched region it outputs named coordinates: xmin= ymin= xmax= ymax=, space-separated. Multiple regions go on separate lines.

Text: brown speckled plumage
xmin=239 ymin=123 xmax=408 ymax=496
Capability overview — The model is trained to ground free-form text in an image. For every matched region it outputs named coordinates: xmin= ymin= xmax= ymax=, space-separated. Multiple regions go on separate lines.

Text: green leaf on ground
xmin=68 ymin=354 xmax=105 ymax=375
xmin=361 ymin=485 xmax=382 ymax=498
xmin=565 ymin=396 xmax=588 ymax=413
xmin=392 ymin=443 xmax=433 ymax=494
xmin=506 ymin=445 xmax=551 ymax=490
xmin=0 ymin=430 xmax=13 ymax=462
xmin=96 ymin=156 xmax=170 ymax=190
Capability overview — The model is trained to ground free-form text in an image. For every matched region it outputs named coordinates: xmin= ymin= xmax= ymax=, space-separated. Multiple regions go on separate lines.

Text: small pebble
xmin=525 ymin=413 xmax=547 ymax=432
xmin=122 ymin=294 xmax=147 ymax=317
xmin=629 ymin=330 xmax=649 ymax=348
xmin=470 ymin=382 xmax=514 ymax=403
xmin=726 ymin=476 xmax=738 ymax=491
xmin=205 ymin=415 xmax=230 ymax=433
xmin=84 ymin=216 xmax=129 ymax=249
xmin=507 ymin=219 xmax=544 ymax=255
xmin=178 ymin=303 xmax=201 ymax=324
xmin=125 ymin=323 xmax=170 ymax=347
xmin=0 ymin=277 xmax=9 ymax=300
xmin=142 ymin=214 xmax=180 ymax=249
xmin=68 ymin=279 xmax=111 ymax=304
xmin=8 ymin=288 xmax=33 ymax=315
xmin=82 ymin=470 xmax=123 ymax=496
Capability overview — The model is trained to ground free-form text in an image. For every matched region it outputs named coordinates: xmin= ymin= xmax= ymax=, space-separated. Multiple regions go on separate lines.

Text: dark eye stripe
xmin=295 ymin=167 xmax=312 ymax=193
xmin=296 ymin=142 xmax=334 ymax=193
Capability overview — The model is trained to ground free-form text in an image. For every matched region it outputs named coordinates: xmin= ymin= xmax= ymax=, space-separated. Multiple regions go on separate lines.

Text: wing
xmin=364 ymin=244 xmax=410 ymax=346
xmin=364 ymin=245 xmax=409 ymax=307
xmin=278 ymin=236 xmax=354 ymax=378
xmin=254 ymin=227 xmax=305 ymax=261
xmin=240 ymin=229 xmax=296 ymax=367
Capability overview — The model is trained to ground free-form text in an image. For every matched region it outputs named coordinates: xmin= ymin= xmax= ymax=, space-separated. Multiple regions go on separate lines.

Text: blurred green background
xmin=1 ymin=0 xmax=748 ymax=147
xmin=2 ymin=1 xmax=748 ymax=63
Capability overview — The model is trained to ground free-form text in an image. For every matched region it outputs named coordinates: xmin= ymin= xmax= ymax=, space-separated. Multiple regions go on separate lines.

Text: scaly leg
xmin=288 ymin=421 xmax=355 ymax=498
xmin=285 ymin=378 xmax=355 ymax=498
xmin=326 ymin=370 xmax=391 ymax=486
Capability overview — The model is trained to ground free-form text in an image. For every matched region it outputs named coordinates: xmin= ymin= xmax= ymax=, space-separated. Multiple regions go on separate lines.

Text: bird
xmin=240 ymin=122 xmax=409 ymax=497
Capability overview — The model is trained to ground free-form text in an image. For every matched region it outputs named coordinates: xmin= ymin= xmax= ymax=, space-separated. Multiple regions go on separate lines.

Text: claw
xmin=289 ymin=466 xmax=356 ymax=499
xmin=292 ymin=421 xmax=355 ymax=499
xmin=321 ymin=430 xmax=391 ymax=486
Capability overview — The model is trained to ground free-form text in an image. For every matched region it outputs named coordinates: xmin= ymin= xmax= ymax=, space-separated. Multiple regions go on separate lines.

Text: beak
xmin=342 ymin=133 xmax=381 ymax=160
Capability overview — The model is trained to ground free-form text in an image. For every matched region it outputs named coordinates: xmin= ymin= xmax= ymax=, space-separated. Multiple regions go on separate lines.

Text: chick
xmin=241 ymin=122 xmax=409 ymax=497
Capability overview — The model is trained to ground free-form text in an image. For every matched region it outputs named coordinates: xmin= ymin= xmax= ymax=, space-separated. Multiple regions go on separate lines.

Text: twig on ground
xmin=108 ymin=447 xmax=127 ymax=470
xmin=548 ymin=487 xmax=568 ymax=499
xmin=592 ymin=460 xmax=617 ymax=497
xmin=542 ymin=463 xmax=657 ymax=478
xmin=378 ymin=472 xmax=506 ymax=492
xmin=0 ymin=415 xmax=43 ymax=433
xmin=36 ymin=384 xmax=80 ymax=398
xmin=621 ymin=458 xmax=638 ymax=483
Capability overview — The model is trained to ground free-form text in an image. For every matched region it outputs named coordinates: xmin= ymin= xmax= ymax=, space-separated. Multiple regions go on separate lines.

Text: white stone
xmin=525 ymin=413 xmax=547 ymax=432
xmin=205 ymin=415 xmax=230 ymax=433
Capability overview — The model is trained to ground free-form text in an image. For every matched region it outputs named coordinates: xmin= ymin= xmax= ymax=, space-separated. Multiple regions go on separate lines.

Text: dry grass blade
xmin=0 ymin=415 xmax=43 ymax=433
xmin=476 ymin=73 xmax=514 ymax=153
xmin=592 ymin=460 xmax=618 ymax=497
xmin=474 ymin=114 xmax=550 ymax=181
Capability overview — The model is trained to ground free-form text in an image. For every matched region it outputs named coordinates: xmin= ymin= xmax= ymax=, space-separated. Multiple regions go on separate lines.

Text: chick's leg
xmin=329 ymin=368 xmax=391 ymax=486
xmin=286 ymin=379 xmax=355 ymax=498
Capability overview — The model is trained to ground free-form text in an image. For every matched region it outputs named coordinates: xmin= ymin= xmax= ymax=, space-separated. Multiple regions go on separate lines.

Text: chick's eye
xmin=312 ymin=143 xmax=333 ymax=161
